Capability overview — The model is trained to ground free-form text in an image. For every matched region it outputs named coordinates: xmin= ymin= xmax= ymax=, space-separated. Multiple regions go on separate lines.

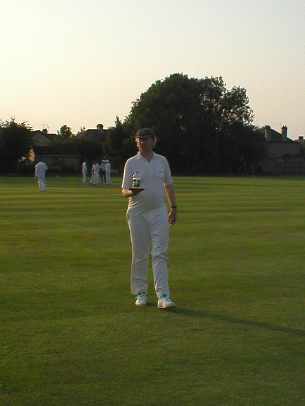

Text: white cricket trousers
xmin=105 ymin=172 xmax=111 ymax=184
xmin=127 ymin=206 xmax=170 ymax=298
xmin=37 ymin=174 xmax=46 ymax=191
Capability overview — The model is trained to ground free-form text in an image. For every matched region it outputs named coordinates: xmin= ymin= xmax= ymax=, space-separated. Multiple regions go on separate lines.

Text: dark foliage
xmin=0 ymin=119 xmax=32 ymax=173
xmin=106 ymin=73 xmax=265 ymax=174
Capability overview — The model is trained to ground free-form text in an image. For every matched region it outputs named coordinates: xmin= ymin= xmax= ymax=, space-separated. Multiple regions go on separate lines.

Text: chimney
xmin=281 ymin=126 xmax=287 ymax=142
xmin=97 ymin=124 xmax=104 ymax=133
xmin=264 ymin=125 xmax=271 ymax=141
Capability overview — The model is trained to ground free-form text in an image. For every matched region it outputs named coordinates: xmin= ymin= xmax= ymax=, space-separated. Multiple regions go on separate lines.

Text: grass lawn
xmin=0 ymin=175 xmax=304 ymax=406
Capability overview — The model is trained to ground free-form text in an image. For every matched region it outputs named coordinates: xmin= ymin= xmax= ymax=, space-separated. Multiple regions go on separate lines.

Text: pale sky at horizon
xmin=1 ymin=0 xmax=304 ymax=138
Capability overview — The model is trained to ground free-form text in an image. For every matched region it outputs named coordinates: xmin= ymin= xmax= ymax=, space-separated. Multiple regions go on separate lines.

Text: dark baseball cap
xmin=135 ymin=128 xmax=156 ymax=139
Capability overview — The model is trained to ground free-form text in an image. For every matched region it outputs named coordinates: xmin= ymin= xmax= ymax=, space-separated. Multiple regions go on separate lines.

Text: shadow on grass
xmin=171 ymin=307 xmax=305 ymax=337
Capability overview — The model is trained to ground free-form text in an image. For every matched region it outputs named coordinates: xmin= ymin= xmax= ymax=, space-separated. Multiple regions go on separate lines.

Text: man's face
xmin=136 ymin=136 xmax=156 ymax=153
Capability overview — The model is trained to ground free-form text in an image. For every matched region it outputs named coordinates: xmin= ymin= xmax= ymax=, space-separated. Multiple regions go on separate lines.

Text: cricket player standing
xmin=122 ymin=128 xmax=177 ymax=309
xmin=82 ymin=161 xmax=87 ymax=184
xmin=90 ymin=162 xmax=100 ymax=185
xmin=105 ymin=160 xmax=111 ymax=184
xmin=35 ymin=159 xmax=48 ymax=191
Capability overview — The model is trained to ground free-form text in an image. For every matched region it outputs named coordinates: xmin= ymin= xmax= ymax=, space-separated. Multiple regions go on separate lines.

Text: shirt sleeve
xmin=122 ymin=158 xmax=134 ymax=189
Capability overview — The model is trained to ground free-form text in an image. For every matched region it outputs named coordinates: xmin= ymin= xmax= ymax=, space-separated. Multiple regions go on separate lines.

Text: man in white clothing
xmin=90 ymin=162 xmax=100 ymax=185
xmin=82 ymin=161 xmax=87 ymax=184
xmin=34 ymin=159 xmax=48 ymax=191
xmin=105 ymin=160 xmax=111 ymax=184
xmin=122 ymin=128 xmax=177 ymax=309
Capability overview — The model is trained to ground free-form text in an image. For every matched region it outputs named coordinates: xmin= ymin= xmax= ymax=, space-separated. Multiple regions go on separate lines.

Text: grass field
xmin=1 ymin=175 xmax=304 ymax=406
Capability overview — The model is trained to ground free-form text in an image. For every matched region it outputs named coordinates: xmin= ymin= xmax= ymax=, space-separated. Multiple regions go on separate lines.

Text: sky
xmin=1 ymin=0 xmax=304 ymax=138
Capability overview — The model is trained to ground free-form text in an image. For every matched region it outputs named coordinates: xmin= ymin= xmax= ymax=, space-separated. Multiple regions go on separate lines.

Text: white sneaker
xmin=135 ymin=292 xmax=147 ymax=307
xmin=157 ymin=295 xmax=175 ymax=309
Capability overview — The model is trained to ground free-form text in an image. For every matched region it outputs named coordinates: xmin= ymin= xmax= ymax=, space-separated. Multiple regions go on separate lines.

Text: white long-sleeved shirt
xmin=35 ymin=162 xmax=48 ymax=176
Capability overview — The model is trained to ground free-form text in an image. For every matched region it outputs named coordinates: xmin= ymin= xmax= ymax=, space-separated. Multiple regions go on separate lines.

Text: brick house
xmin=30 ymin=129 xmax=55 ymax=146
xmin=33 ymin=145 xmax=81 ymax=174
xmin=260 ymin=125 xmax=305 ymax=175
xmin=30 ymin=129 xmax=81 ymax=174
xmin=30 ymin=125 xmax=108 ymax=174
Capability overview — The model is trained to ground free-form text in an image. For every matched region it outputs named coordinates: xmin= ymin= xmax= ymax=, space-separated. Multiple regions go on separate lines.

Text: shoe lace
xmin=137 ymin=292 xmax=146 ymax=299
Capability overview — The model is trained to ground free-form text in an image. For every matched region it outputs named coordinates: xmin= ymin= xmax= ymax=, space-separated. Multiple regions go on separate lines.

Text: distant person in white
xmin=82 ymin=161 xmax=87 ymax=184
xmin=100 ymin=160 xmax=106 ymax=184
xmin=105 ymin=160 xmax=111 ymax=184
xmin=90 ymin=162 xmax=100 ymax=185
xmin=35 ymin=159 xmax=48 ymax=191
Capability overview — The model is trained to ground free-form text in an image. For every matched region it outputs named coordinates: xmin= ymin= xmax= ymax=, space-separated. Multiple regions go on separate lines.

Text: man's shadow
xmin=169 ymin=307 xmax=305 ymax=337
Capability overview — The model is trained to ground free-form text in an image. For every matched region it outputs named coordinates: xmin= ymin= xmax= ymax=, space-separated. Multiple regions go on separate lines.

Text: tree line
xmin=1 ymin=73 xmax=268 ymax=175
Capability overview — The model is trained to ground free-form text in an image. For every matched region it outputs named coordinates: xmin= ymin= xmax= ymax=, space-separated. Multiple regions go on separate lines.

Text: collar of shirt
xmin=136 ymin=151 xmax=155 ymax=160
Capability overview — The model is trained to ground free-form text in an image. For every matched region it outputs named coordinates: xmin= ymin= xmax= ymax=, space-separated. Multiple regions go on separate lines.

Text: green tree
xmin=104 ymin=117 xmax=136 ymax=169
xmin=75 ymin=127 xmax=86 ymax=137
xmin=76 ymin=137 xmax=104 ymax=161
xmin=219 ymin=122 xmax=266 ymax=174
xmin=57 ymin=125 xmax=73 ymax=140
xmin=123 ymin=73 xmax=259 ymax=174
xmin=0 ymin=118 xmax=32 ymax=173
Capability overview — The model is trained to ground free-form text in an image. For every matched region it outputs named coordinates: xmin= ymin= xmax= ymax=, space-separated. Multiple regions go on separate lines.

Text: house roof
xmin=264 ymin=125 xmax=294 ymax=143
xmin=78 ymin=128 xmax=108 ymax=142
xmin=268 ymin=129 xmax=293 ymax=143
xmin=31 ymin=130 xmax=55 ymax=142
